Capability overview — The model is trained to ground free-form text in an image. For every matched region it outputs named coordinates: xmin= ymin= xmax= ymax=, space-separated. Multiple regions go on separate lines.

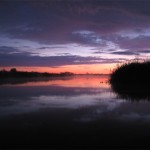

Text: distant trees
xmin=0 ymin=68 xmax=74 ymax=78
xmin=10 ymin=68 xmax=17 ymax=73
xmin=60 ymin=72 xmax=74 ymax=76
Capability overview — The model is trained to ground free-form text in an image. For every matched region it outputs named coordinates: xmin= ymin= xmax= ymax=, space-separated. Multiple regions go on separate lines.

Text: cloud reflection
xmin=0 ymin=76 xmax=117 ymax=117
xmin=1 ymin=76 xmax=150 ymax=124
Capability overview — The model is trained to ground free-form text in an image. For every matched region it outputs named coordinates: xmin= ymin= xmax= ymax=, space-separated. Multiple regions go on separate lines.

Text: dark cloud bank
xmin=1 ymin=0 xmax=150 ymax=67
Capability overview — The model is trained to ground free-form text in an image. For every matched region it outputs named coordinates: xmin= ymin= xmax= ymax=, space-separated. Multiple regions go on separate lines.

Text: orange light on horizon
xmin=0 ymin=63 xmax=116 ymax=74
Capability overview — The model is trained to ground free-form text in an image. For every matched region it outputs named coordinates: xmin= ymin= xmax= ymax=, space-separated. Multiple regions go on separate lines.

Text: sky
xmin=1 ymin=0 xmax=150 ymax=74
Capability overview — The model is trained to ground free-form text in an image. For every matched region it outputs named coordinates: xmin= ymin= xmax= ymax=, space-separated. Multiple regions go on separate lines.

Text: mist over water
xmin=1 ymin=75 xmax=150 ymax=148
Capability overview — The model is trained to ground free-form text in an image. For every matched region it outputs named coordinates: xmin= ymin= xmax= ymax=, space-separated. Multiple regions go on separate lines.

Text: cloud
xmin=0 ymin=46 xmax=19 ymax=54
xmin=111 ymin=51 xmax=138 ymax=55
xmin=115 ymin=35 xmax=150 ymax=51
xmin=38 ymin=46 xmax=66 ymax=50
xmin=138 ymin=50 xmax=150 ymax=54
xmin=1 ymin=0 xmax=150 ymax=45
xmin=38 ymin=47 xmax=51 ymax=50
xmin=0 ymin=47 xmax=119 ymax=67
xmin=1 ymin=0 xmax=150 ymax=65
xmin=71 ymin=30 xmax=107 ymax=46
xmin=56 ymin=53 xmax=71 ymax=56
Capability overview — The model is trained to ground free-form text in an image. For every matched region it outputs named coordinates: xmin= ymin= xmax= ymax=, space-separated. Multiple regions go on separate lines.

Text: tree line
xmin=0 ymin=68 xmax=74 ymax=78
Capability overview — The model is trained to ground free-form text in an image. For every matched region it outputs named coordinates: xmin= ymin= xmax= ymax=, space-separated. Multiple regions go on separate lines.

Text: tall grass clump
xmin=110 ymin=61 xmax=150 ymax=85
xmin=110 ymin=60 xmax=150 ymax=100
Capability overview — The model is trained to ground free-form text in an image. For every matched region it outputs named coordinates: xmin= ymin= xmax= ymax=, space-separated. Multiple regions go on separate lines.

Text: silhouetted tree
xmin=10 ymin=68 xmax=17 ymax=73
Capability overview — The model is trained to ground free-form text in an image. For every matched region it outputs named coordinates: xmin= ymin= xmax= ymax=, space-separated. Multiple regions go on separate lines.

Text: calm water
xmin=1 ymin=75 xmax=150 ymax=148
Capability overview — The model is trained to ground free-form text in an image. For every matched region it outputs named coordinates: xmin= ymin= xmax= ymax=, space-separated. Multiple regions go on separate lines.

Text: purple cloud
xmin=1 ymin=0 xmax=150 ymax=67
xmin=111 ymin=51 xmax=138 ymax=55
xmin=1 ymin=0 xmax=150 ymax=44
xmin=0 ymin=46 xmax=120 ymax=67
xmin=115 ymin=36 xmax=150 ymax=51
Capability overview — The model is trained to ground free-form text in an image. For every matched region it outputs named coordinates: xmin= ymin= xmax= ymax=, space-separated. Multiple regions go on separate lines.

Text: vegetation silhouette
xmin=0 ymin=68 xmax=74 ymax=84
xmin=110 ymin=61 xmax=150 ymax=101
xmin=0 ymin=68 xmax=74 ymax=78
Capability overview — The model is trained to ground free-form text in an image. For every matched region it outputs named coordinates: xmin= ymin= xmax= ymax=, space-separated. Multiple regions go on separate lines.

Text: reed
xmin=110 ymin=60 xmax=150 ymax=85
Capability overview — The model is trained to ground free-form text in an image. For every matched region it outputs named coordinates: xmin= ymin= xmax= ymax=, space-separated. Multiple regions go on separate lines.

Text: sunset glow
xmin=0 ymin=63 xmax=115 ymax=74
xmin=2 ymin=75 xmax=109 ymax=88
xmin=1 ymin=0 xmax=150 ymax=73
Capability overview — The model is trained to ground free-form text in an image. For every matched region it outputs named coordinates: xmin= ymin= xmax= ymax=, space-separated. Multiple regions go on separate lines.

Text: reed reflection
xmin=1 ymin=76 xmax=150 ymax=148
xmin=111 ymin=83 xmax=150 ymax=101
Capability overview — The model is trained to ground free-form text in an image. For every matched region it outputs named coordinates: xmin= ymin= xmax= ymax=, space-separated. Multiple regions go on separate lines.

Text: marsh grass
xmin=110 ymin=60 xmax=150 ymax=85
xmin=110 ymin=60 xmax=150 ymax=100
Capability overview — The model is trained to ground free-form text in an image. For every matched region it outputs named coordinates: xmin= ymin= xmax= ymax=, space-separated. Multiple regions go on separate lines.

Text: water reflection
xmin=1 ymin=75 xmax=150 ymax=121
xmin=1 ymin=76 xmax=150 ymax=148
xmin=0 ymin=75 xmax=109 ymax=88
xmin=0 ymin=76 xmax=115 ymax=117
xmin=111 ymin=83 xmax=150 ymax=101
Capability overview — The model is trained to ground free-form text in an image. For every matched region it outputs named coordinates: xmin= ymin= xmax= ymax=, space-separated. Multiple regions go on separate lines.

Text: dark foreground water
xmin=1 ymin=75 xmax=150 ymax=149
